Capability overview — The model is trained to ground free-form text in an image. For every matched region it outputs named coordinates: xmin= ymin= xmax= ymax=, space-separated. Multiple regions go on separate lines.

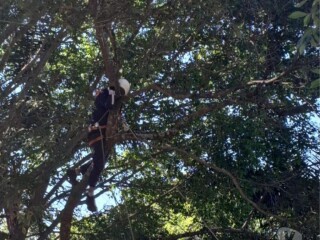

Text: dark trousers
xmin=80 ymin=130 xmax=108 ymax=187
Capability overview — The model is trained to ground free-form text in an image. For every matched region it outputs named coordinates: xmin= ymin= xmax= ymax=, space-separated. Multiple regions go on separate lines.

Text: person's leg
xmin=67 ymin=161 xmax=92 ymax=185
xmin=67 ymin=130 xmax=98 ymax=185
xmin=86 ymin=138 xmax=107 ymax=212
xmin=88 ymin=139 xmax=107 ymax=189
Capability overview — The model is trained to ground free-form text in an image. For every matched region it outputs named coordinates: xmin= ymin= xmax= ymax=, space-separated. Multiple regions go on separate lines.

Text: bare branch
xmin=247 ymin=69 xmax=290 ymax=85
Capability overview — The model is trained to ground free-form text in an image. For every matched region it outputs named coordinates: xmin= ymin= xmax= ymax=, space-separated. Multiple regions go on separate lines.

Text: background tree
xmin=0 ymin=0 xmax=319 ymax=239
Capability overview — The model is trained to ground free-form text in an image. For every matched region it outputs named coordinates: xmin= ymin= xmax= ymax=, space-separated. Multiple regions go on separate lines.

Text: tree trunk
xmin=59 ymin=174 xmax=89 ymax=240
xmin=5 ymin=204 xmax=26 ymax=240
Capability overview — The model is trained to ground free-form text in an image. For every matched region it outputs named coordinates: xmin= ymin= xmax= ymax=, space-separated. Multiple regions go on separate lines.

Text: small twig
xmin=241 ymin=209 xmax=255 ymax=229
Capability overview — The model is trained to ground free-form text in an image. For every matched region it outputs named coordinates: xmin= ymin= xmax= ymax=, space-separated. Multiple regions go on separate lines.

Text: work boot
xmin=86 ymin=194 xmax=97 ymax=212
xmin=66 ymin=169 xmax=78 ymax=185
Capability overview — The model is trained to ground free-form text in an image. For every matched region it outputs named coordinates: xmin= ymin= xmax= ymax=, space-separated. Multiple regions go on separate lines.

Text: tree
xmin=0 ymin=0 xmax=319 ymax=239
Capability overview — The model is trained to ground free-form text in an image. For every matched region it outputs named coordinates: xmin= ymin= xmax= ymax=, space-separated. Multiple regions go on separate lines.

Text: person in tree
xmin=67 ymin=78 xmax=131 ymax=212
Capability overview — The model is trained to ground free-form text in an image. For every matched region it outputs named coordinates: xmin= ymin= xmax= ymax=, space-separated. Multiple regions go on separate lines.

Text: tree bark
xmin=5 ymin=202 xmax=26 ymax=240
xmin=59 ymin=173 xmax=90 ymax=240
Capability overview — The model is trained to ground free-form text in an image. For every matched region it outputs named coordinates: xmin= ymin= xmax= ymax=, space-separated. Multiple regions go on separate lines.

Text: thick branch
xmin=89 ymin=0 xmax=120 ymax=84
xmin=60 ymin=172 xmax=90 ymax=240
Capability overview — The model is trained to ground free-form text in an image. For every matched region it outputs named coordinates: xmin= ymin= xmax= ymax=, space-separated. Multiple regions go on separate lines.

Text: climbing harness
xmin=87 ymin=87 xmax=117 ymax=146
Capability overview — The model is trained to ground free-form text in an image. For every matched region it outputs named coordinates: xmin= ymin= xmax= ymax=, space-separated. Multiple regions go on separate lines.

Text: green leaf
xmin=289 ymin=11 xmax=308 ymax=19
xmin=295 ymin=0 xmax=309 ymax=8
xmin=303 ymin=14 xmax=311 ymax=26
xmin=312 ymin=0 xmax=320 ymax=6
xmin=298 ymin=41 xmax=307 ymax=54
xmin=311 ymin=37 xmax=318 ymax=47
xmin=313 ymin=31 xmax=320 ymax=42
xmin=313 ymin=15 xmax=320 ymax=27
xmin=310 ymin=78 xmax=320 ymax=88
xmin=311 ymin=68 xmax=320 ymax=75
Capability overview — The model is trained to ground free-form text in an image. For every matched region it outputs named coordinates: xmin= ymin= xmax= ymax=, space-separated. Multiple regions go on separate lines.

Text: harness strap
xmin=88 ymin=135 xmax=103 ymax=147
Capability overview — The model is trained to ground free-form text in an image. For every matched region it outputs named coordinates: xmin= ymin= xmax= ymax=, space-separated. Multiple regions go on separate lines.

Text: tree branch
xmin=60 ymin=170 xmax=91 ymax=240
xmin=114 ymin=129 xmax=178 ymax=143
xmin=90 ymin=0 xmax=120 ymax=84
xmin=161 ymin=145 xmax=285 ymax=220
xmin=247 ymin=69 xmax=291 ymax=86
xmin=161 ymin=226 xmax=265 ymax=240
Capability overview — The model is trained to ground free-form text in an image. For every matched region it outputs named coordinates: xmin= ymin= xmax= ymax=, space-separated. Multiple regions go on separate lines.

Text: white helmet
xmin=119 ymin=78 xmax=130 ymax=95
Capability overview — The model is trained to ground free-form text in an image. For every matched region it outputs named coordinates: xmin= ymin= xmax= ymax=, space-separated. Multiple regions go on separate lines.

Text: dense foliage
xmin=0 ymin=0 xmax=319 ymax=239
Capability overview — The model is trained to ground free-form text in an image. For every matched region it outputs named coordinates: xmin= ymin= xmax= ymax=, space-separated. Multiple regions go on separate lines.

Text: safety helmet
xmin=119 ymin=78 xmax=130 ymax=95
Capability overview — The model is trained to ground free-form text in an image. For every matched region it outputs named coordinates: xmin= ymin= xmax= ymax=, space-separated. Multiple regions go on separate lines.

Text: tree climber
xmin=67 ymin=78 xmax=131 ymax=212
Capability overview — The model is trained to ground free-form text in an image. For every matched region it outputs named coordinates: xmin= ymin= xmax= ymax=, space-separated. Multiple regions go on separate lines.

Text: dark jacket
xmin=90 ymin=88 xmax=117 ymax=126
xmin=87 ymin=88 xmax=122 ymax=146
